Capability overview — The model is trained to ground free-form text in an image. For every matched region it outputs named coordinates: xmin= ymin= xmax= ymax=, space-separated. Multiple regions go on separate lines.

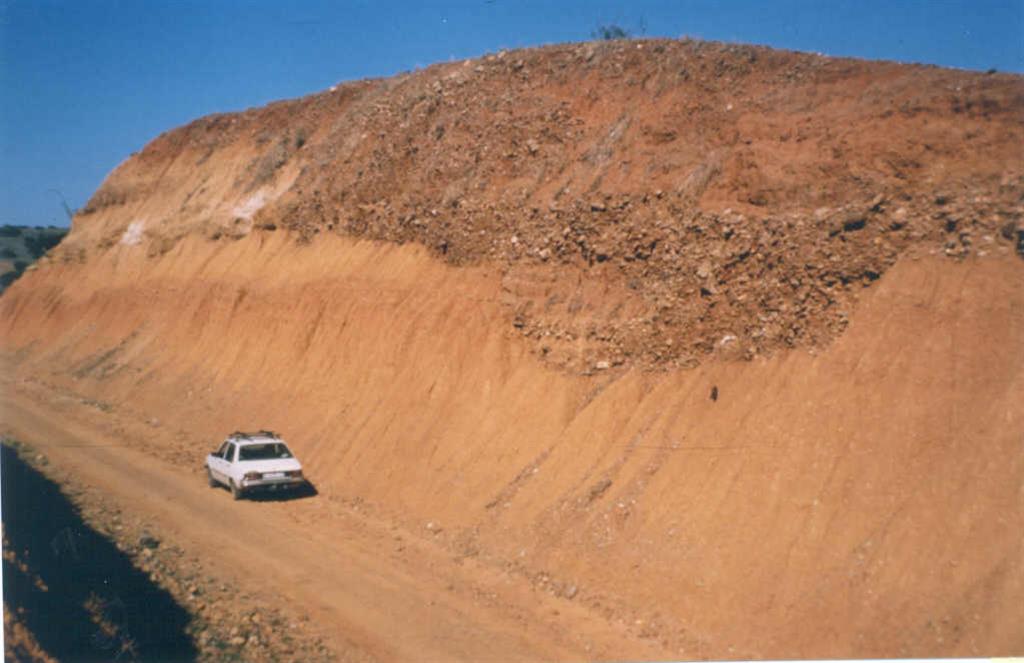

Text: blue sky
xmin=2 ymin=0 xmax=1022 ymax=227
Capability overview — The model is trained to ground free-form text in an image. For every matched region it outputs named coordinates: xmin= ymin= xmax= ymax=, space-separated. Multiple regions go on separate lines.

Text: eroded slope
xmin=4 ymin=231 xmax=1022 ymax=657
xmin=2 ymin=39 xmax=1023 ymax=658
xmin=59 ymin=39 xmax=1024 ymax=370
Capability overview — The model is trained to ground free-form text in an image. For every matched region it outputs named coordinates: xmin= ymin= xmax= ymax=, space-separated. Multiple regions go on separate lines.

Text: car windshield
xmin=238 ymin=442 xmax=293 ymax=461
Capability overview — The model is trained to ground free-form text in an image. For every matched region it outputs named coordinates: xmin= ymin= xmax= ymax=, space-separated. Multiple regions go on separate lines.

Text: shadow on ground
xmin=2 ymin=442 xmax=197 ymax=661
xmin=210 ymin=479 xmax=319 ymax=502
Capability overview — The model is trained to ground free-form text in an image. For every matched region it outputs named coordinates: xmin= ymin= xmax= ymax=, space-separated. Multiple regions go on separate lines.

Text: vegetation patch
xmin=0 ymin=226 xmax=66 ymax=293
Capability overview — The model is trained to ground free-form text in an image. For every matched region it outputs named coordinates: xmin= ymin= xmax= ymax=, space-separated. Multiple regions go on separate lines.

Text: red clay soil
xmin=65 ymin=38 xmax=1024 ymax=371
xmin=2 ymin=39 xmax=1023 ymax=659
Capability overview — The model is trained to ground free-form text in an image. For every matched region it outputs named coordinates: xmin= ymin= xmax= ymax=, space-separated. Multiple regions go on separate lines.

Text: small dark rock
xmin=587 ymin=478 xmax=612 ymax=502
xmin=747 ymin=192 xmax=768 ymax=206
xmin=843 ymin=217 xmax=866 ymax=232
xmin=139 ymin=533 xmax=160 ymax=550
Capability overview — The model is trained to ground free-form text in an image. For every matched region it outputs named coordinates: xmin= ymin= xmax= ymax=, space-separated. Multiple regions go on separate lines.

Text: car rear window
xmin=238 ymin=443 xmax=293 ymax=461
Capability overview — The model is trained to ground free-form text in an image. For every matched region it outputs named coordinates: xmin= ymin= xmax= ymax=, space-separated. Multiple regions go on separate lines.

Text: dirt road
xmin=1 ymin=388 xmax=664 ymax=662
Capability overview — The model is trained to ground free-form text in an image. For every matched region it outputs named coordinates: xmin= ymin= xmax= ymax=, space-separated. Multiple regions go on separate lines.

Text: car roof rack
xmin=228 ymin=430 xmax=280 ymax=440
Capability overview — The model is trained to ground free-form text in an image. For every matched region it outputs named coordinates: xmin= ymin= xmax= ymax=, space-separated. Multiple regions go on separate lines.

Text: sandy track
xmin=1 ymin=389 xmax=662 ymax=662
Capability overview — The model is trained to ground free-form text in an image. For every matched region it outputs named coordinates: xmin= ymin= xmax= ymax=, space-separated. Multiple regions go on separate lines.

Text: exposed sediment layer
xmin=4 ymin=230 xmax=1022 ymax=656
xmin=3 ymin=39 xmax=1023 ymax=657
xmin=58 ymin=39 xmax=1024 ymax=370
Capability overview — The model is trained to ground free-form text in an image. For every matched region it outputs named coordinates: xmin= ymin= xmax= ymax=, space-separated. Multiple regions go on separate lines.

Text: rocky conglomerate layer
xmin=66 ymin=39 xmax=1024 ymax=371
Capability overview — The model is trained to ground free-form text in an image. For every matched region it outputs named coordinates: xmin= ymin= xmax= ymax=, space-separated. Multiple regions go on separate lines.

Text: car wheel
xmin=207 ymin=469 xmax=218 ymax=488
xmin=230 ymin=480 xmax=243 ymax=501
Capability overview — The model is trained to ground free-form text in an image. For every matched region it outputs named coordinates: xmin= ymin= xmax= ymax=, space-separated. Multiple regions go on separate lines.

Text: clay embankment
xmin=4 ymin=232 xmax=1022 ymax=656
xmin=2 ymin=39 xmax=1023 ymax=657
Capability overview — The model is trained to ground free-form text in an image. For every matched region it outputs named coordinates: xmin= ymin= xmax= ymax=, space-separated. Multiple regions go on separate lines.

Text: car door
xmin=223 ymin=443 xmax=238 ymax=484
xmin=209 ymin=441 xmax=229 ymax=482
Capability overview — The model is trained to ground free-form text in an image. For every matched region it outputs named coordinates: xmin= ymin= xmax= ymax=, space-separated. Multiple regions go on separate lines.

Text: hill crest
xmin=53 ymin=38 xmax=1024 ymax=372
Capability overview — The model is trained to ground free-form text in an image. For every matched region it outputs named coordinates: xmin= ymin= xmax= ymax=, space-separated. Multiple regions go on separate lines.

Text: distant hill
xmin=0 ymin=226 xmax=67 ymax=293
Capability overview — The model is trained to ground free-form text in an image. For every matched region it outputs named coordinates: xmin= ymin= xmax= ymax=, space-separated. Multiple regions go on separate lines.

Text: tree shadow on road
xmin=2 ymin=442 xmax=198 ymax=661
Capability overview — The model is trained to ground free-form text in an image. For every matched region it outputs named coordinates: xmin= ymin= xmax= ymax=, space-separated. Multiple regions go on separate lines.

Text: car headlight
xmin=286 ymin=470 xmax=303 ymax=478
xmin=243 ymin=472 xmax=262 ymax=481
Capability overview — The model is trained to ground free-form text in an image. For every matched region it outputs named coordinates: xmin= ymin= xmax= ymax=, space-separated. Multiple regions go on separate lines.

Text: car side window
xmin=216 ymin=442 xmax=229 ymax=458
xmin=227 ymin=444 xmax=237 ymax=463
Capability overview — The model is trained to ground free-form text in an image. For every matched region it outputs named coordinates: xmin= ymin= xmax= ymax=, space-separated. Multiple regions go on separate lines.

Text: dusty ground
xmin=1 ymin=382 xmax=666 ymax=662
xmin=2 ymin=38 xmax=1023 ymax=660
xmin=2 ymin=434 xmax=334 ymax=662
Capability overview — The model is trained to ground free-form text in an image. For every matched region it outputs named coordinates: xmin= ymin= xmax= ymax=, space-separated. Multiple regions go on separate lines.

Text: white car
xmin=206 ymin=431 xmax=305 ymax=500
